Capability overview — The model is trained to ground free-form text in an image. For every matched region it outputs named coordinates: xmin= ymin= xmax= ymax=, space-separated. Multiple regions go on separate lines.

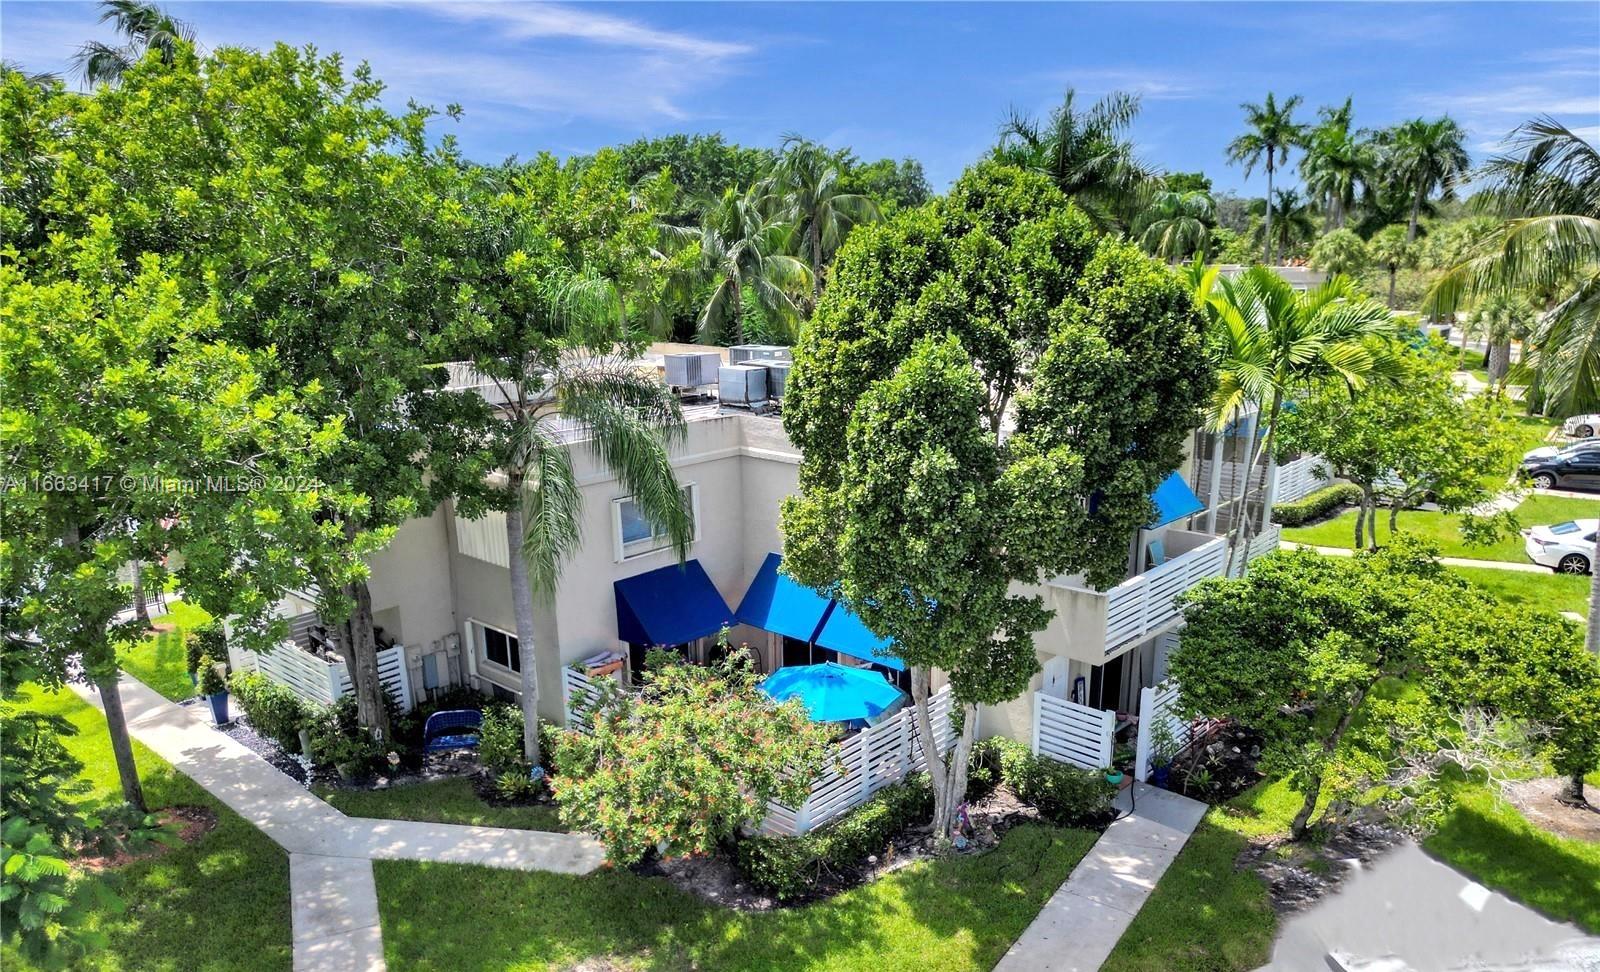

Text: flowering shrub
xmin=550 ymin=648 xmax=834 ymax=863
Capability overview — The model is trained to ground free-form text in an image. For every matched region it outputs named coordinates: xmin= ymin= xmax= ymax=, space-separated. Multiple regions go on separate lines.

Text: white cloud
xmin=1033 ymin=67 xmax=1204 ymax=101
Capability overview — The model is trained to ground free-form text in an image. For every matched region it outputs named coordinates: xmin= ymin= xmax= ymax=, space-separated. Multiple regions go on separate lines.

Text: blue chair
xmin=422 ymin=709 xmax=483 ymax=753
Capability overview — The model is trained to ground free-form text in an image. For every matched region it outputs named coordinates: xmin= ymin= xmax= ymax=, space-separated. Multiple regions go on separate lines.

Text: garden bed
xmin=76 ymin=805 xmax=220 ymax=872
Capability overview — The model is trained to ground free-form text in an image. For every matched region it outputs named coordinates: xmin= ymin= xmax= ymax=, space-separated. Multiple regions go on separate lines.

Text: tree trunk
xmin=1290 ymin=684 xmax=1371 ymax=839
xmin=505 ymin=490 xmax=544 ymax=766
xmin=1487 ymin=341 xmax=1511 ymax=387
xmin=131 ymin=558 xmax=151 ymax=627
xmin=910 ymin=667 xmax=972 ymax=843
xmin=1563 ymin=771 xmax=1588 ymax=806
xmin=97 ymin=672 xmax=147 ymax=811
xmin=1353 ymin=499 xmax=1366 ymax=551
xmin=1263 ymin=161 xmax=1275 ymax=265
xmin=731 ymin=277 xmax=745 ymax=346
xmin=1226 ymin=393 xmax=1282 ymax=576
xmin=809 ymin=220 xmax=823 ymax=302
xmin=1388 ymin=496 xmax=1403 ymax=540
xmin=1406 ymin=182 xmax=1424 ymax=243
xmin=1386 ymin=266 xmax=1398 ymax=309
xmin=332 ymin=579 xmax=390 ymax=740
xmin=1587 ymin=535 xmax=1600 ymax=656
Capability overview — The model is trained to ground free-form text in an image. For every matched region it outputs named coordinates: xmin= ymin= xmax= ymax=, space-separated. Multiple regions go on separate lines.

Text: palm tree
xmin=74 ymin=0 xmax=194 ymax=88
xmin=996 ymin=89 xmax=1160 ymax=231
xmin=762 ymin=136 xmax=879 ymax=302
xmin=1467 ymin=292 xmax=1536 ymax=388
xmin=1 ymin=61 xmax=61 ymax=90
xmin=1251 ymin=189 xmax=1317 ymax=263
xmin=1136 ymin=189 xmax=1214 ymax=263
xmin=1377 ymin=117 xmax=1470 ymax=242
xmin=1189 ymin=265 xmax=1398 ymax=573
xmin=1301 ymin=99 xmax=1376 ymax=230
xmin=694 ymin=187 xmax=811 ymax=345
xmin=1367 ymin=224 xmax=1416 ymax=309
xmin=1227 ymin=93 xmax=1308 ymax=264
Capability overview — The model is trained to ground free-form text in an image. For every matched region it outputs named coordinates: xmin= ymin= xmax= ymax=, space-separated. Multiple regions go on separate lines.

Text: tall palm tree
xmin=996 ymin=89 xmax=1160 ymax=231
xmin=1227 ymin=92 xmax=1308 ymax=264
xmin=74 ymin=0 xmax=195 ymax=88
xmin=1 ymin=61 xmax=61 ymax=90
xmin=1426 ymin=118 xmax=1600 ymax=686
xmin=1136 ymin=189 xmax=1214 ymax=263
xmin=694 ymin=187 xmax=811 ymax=345
xmin=1188 ymin=265 xmax=1398 ymax=573
xmin=1378 ymin=116 xmax=1470 ymax=242
xmin=1251 ymin=189 xmax=1317 ymax=263
xmin=1367 ymin=224 xmax=1416 ymax=309
xmin=1301 ymin=99 xmax=1377 ymax=230
xmin=762 ymin=136 xmax=879 ymax=302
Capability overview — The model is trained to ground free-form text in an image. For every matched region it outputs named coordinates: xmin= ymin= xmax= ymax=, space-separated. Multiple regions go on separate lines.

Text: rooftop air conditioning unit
xmin=764 ymin=361 xmax=792 ymax=400
xmin=718 ymin=364 xmax=769 ymax=408
xmin=729 ymin=344 xmax=792 ymax=365
xmin=663 ymin=352 xmax=723 ymax=390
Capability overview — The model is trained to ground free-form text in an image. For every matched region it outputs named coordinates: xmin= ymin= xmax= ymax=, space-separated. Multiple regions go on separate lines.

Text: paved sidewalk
xmin=73 ymin=674 xmax=606 ymax=972
xmin=1282 ymin=542 xmax=1550 ymax=573
xmin=994 ymin=783 xmax=1208 ymax=972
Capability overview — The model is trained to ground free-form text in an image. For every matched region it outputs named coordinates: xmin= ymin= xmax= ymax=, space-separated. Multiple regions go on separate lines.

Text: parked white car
xmin=1524 ymin=519 xmax=1599 ymax=574
xmin=1562 ymin=414 xmax=1600 ymax=438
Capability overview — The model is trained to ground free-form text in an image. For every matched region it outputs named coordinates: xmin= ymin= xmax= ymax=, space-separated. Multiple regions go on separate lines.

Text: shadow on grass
xmin=374 ymin=824 xmax=1095 ymax=972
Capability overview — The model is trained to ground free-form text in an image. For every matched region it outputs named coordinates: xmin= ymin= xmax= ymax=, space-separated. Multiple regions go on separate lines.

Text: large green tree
xmin=1300 ymin=98 xmax=1375 ymax=231
xmin=1135 ymin=189 xmax=1214 ymax=263
xmin=24 ymin=44 xmax=489 ymax=737
xmin=781 ymin=163 xmax=1213 ymax=837
xmin=995 ymin=89 xmax=1159 ymax=232
xmin=691 ymin=186 xmax=811 ymax=345
xmin=762 ymin=135 xmax=880 ymax=302
xmin=1377 ymin=116 xmax=1470 ymax=243
xmin=1227 ymin=92 xmax=1307 ymax=264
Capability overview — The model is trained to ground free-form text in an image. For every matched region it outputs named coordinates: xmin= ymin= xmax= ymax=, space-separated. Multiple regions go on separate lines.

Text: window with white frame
xmin=613 ymin=483 xmax=697 ymax=561
xmin=469 ymin=620 xmax=521 ymax=674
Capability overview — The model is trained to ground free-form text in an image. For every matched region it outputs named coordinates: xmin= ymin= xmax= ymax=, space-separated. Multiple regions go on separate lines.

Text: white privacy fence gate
xmin=761 ymin=687 xmax=957 ymax=837
xmin=1133 ymin=681 xmax=1194 ymax=782
xmin=1032 ymin=693 xmax=1115 ymax=770
xmin=238 ymin=641 xmax=414 ymax=712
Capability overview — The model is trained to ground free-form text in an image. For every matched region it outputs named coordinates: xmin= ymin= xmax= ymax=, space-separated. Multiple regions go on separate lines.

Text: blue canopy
xmin=760 ymin=663 xmax=906 ymax=723
xmin=815 ymin=603 xmax=904 ymax=671
xmin=614 ymin=560 xmax=733 ymax=646
xmin=1148 ymin=471 xmax=1205 ymax=529
xmin=734 ymin=553 xmax=832 ymax=644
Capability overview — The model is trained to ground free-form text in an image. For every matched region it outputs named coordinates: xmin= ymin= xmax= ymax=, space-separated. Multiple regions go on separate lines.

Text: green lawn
xmin=375 ymin=824 xmax=1097 ymax=971
xmin=1451 ymin=565 xmax=1590 ymax=617
xmin=116 ymin=600 xmax=213 ymax=703
xmin=1425 ymin=779 xmax=1600 ymax=933
xmin=1284 ymin=494 xmax=1600 ymax=560
xmin=0 ymin=685 xmax=291 ymax=972
xmin=1101 ymin=780 xmax=1294 ymax=972
xmin=316 ymin=777 xmax=564 ymax=832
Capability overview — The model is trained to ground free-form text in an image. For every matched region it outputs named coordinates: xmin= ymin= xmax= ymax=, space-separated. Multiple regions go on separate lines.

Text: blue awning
xmin=1148 ymin=471 xmax=1205 ymax=528
xmin=814 ymin=602 xmax=904 ymax=671
xmin=614 ymin=560 xmax=734 ymax=646
xmin=735 ymin=553 xmax=833 ymax=644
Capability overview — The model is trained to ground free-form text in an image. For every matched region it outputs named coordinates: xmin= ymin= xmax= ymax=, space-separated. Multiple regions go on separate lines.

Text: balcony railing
xmin=1049 ymin=530 xmax=1227 ymax=658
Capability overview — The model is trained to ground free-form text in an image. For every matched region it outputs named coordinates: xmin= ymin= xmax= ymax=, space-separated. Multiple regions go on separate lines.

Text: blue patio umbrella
xmin=759 ymin=663 xmax=906 ymax=723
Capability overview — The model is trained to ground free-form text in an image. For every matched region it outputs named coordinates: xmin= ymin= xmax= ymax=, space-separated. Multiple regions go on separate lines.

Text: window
xmin=471 ymin=620 xmax=520 ymax=674
xmin=613 ymin=484 xmax=697 ymax=560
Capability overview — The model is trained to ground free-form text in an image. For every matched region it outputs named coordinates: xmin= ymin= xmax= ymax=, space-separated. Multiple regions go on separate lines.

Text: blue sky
xmin=4 ymin=1 xmax=1597 ymax=194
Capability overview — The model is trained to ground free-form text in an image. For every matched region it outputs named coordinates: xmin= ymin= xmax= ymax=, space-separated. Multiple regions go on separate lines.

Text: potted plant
xmin=185 ymin=632 xmax=203 ymax=689
xmin=197 ymin=653 xmax=229 ymax=725
xmin=1148 ymin=719 xmax=1179 ymax=789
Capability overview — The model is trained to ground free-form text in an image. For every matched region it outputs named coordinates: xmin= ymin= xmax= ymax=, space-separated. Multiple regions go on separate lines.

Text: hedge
xmin=969 ymin=737 xmax=1115 ymax=827
xmin=228 ymin=671 xmax=313 ymax=753
xmin=1271 ymin=481 xmax=1362 ymax=527
xmin=736 ymin=774 xmax=934 ymax=901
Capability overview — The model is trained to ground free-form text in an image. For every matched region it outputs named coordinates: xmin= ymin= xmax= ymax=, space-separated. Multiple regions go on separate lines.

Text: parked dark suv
xmin=1523 ymin=443 xmax=1600 ymax=491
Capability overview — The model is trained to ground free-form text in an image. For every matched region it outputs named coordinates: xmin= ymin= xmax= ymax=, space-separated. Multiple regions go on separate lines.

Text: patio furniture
xmin=760 ymin=662 xmax=907 ymax=723
xmin=422 ymin=709 xmax=483 ymax=752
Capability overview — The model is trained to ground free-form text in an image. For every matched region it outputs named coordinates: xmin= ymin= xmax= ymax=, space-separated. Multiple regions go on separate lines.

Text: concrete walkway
xmin=1258 ymin=841 xmax=1600 ymax=971
xmin=1282 ymin=541 xmax=1551 ymax=573
xmin=73 ymin=674 xmax=605 ymax=972
xmin=994 ymin=783 xmax=1208 ymax=972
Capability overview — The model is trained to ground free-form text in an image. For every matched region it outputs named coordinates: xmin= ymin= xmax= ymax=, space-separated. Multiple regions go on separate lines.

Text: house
xmin=232 ymin=343 xmax=1286 ymax=762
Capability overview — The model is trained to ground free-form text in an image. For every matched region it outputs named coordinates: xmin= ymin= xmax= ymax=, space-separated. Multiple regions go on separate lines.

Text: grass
xmin=1101 ymin=779 xmax=1296 ymax=972
xmin=1425 ymin=778 xmax=1600 ymax=933
xmin=375 ymin=823 xmax=1098 ymax=971
xmin=1283 ymin=494 xmax=1600 ymax=561
xmin=115 ymin=600 xmax=213 ymax=703
xmin=1450 ymin=565 xmax=1590 ymax=617
xmin=0 ymin=685 xmax=291 ymax=972
xmin=315 ymin=777 xmax=565 ymax=832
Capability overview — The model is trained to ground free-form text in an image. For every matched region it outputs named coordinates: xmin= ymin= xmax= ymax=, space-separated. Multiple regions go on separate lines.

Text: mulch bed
xmin=1162 ymin=723 xmax=1266 ymax=804
xmin=1239 ymin=819 xmax=1407 ymax=914
xmin=76 ymin=806 xmax=218 ymax=872
xmin=1505 ymin=778 xmax=1600 ymax=842
xmin=638 ymin=783 xmax=1108 ymax=912
xmin=218 ymin=712 xmax=313 ymax=785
